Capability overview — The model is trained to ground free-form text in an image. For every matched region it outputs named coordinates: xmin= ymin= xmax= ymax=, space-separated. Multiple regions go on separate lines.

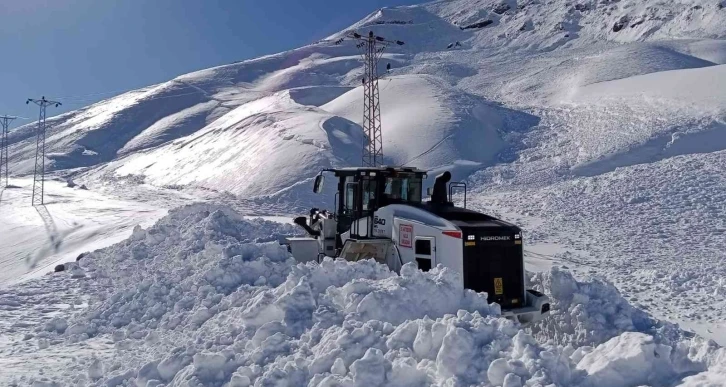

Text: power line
xmin=45 ymin=87 xmax=151 ymax=101
xmin=26 ymin=97 xmax=62 ymax=206
xmin=59 ymin=90 xmax=204 ymax=108
xmin=42 ymin=77 xmax=243 ymax=111
xmin=44 ymin=74 xmax=243 ymax=105
xmin=337 ymin=31 xmax=404 ymax=167
xmin=0 ymin=115 xmax=19 ymax=187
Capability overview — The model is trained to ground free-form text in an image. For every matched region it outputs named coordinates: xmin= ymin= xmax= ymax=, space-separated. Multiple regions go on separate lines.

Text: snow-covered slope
xmin=322 ymin=74 xmax=538 ymax=174
xmin=98 ymin=92 xmax=366 ymax=197
xmin=0 ymin=179 xmax=166 ymax=286
xmin=427 ymin=0 xmax=726 ymax=50
xmin=563 ymin=64 xmax=726 ymax=173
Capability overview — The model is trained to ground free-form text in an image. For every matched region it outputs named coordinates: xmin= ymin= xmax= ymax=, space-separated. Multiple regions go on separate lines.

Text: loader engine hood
xmin=424 ymin=203 xmax=526 ymax=310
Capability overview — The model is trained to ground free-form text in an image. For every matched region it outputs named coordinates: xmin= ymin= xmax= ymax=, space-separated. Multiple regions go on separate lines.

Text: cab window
xmin=361 ymin=178 xmax=377 ymax=211
xmin=344 ymin=176 xmax=355 ymax=211
xmin=383 ymin=176 xmax=422 ymax=203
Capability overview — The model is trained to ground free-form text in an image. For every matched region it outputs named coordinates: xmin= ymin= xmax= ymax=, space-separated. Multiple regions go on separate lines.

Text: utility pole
xmin=341 ymin=31 xmax=404 ymax=167
xmin=27 ymin=97 xmax=61 ymax=206
xmin=0 ymin=115 xmax=18 ymax=187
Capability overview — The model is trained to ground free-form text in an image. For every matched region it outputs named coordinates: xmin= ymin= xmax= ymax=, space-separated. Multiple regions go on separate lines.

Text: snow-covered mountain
xmin=2 ymin=0 xmax=726 ymax=385
xmin=6 ymin=0 xmax=726 ymax=196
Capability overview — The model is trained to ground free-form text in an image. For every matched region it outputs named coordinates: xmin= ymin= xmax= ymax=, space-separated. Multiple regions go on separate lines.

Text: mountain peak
xmin=326 ymin=0 xmax=726 ymax=53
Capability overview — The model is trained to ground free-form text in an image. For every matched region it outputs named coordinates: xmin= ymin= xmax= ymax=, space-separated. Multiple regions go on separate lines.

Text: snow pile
xmin=73 ymin=204 xmax=301 ymax=335
xmin=7 ymin=204 xmax=720 ymax=386
xmin=526 ymin=268 xmax=726 ymax=386
xmin=575 ymin=332 xmax=722 ymax=387
xmin=529 ymin=267 xmax=680 ymax=348
xmin=3 ymin=0 xmax=726 ymax=383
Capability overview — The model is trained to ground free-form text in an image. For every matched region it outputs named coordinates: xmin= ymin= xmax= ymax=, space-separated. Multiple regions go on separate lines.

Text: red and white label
xmin=399 ymin=224 xmax=413 ymax=248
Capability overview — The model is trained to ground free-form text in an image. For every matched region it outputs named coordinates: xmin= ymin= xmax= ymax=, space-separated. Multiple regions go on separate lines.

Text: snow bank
xmin=75 ymin=204 xmax=301 ymax=335
xmin=12 ymin=204 xmax=724 ymax=386
xmin=529 ymin=267 xmax=681 ymax=348
xmin=527 ymin=268 xmax=726 ymax=386
xmin=576 ymin=332 xmax=675 ymax=386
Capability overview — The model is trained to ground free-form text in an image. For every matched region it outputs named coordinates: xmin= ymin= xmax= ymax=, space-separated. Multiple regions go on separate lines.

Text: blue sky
xmin=0 ymin=0 xmax=423 ymax=125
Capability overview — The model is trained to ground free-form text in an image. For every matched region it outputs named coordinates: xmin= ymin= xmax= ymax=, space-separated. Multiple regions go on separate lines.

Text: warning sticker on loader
xmin=399 ymin=224 xmax=413 ymax=248
xmin=494 ymin=278 xmax=504 ymax=295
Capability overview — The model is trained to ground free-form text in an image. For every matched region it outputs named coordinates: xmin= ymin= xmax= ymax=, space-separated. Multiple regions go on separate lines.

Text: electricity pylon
xmin=339 ymin=31 xmax=404 ymax=167
xmin=0 ymin=115 xmax=18 ymax=187
xmin=27 ymin=97 xmax=62 ymax=206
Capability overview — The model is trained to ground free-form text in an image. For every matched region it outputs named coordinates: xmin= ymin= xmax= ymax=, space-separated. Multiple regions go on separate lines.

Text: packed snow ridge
xmin=2 ymin=205 xmax=724 ymax=386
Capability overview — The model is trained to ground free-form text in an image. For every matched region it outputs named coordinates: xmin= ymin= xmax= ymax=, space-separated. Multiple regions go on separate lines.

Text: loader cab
xmin=313 ymin=167 xmax=426 ymax=238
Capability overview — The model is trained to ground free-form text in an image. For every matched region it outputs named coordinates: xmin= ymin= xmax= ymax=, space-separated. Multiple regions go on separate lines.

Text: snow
xmin=529 ymin=267 xmax=678 ymax=348
xmin=6 ymin=0 xmax=726 ymax=181
xmin=570 ymin=64 xmax=726 ymax=107
xmin=1 ymin=205 xmax=725 ymax=386
xmin=106 ymin=92 xmax=366 ymax=197
xmin=471 ymin=150 xmax=726 ymax=346
xmin=676 ymin=39 xmax=726 ymax=64
xmin=428 ymin=0 xmax=726 ymax=49
xmin=2 ymin=0 xmax=726 ymax=384
xmin=0 ymin=177 xmax=166 ymax=286
xmin=576 ymin=332 xmax=675 ymax=386
xmin=322 ymin=74 xmax=538 ymax=176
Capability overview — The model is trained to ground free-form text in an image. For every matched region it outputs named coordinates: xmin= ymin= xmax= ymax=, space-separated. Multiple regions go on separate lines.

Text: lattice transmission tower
xmin=340 ymin=31 xmax=404 ymax=167
xmin=0 ymin=115 xmax=18 ymax=187
xmin=27 ymin=97 xmax=62 ymax=206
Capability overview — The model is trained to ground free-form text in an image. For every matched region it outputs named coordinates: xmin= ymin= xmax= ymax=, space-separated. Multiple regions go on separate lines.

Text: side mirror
xmin=426 ymin=187 xmax=433 ymax=196
xmin=313 ymin=174 xmax=325 ymax=194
